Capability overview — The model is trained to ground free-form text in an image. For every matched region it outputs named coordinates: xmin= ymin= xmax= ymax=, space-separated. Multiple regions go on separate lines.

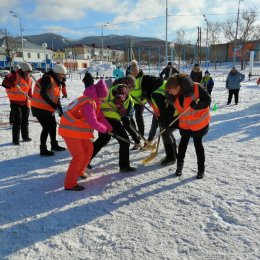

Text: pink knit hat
xmin=95 ymin=79 xmax=109 ymax=98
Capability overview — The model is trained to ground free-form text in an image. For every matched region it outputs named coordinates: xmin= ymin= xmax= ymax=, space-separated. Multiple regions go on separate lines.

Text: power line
xmin=22 ymin=11 xmax=260 ymax=33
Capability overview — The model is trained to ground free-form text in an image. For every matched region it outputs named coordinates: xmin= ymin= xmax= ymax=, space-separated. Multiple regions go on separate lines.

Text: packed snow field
xmin=0 ymin=65 xmax=260 ymax=259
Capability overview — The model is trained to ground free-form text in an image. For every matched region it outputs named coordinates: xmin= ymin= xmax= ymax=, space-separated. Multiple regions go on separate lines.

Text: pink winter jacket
xmin=83 ymin=80 xmax=112 ymax=133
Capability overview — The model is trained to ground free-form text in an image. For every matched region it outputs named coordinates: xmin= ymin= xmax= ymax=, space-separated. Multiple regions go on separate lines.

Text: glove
xmin=190 ymin=100 xmax=199 ymax=110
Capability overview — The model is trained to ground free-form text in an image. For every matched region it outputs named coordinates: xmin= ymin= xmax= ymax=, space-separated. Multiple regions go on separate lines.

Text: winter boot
xmin=23 ymin=137 xmax=32 ymax=142
xmin=161 ymin=156 xmax=176 ymax=166
xmin=175 ymin=161 xmax=184 ymax=176
xmin=161 ymin=143 xmax=176 ymax=166
xmin=12 ymin=125 xmax=20 ymax=145
xmin=51 ymin=141 xmax=66 ymax=152
xmin=196 ymin=162 xmax=205 ymax=179
xmin=40 ymin=145 xmax=55 ymax=156
xmin=120 ymin=166 xmax=136 ymax=173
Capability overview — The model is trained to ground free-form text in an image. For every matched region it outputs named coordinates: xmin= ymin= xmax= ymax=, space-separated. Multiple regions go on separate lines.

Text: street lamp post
xmin=203 ymin=14 xmax=209 ymax=69
xmin=233 ymin=0 xmax=243 ymax=65
xmin=10 ymin=10 xmax=24 ymax=61
xmin=101 ymin=23 xmax=109 ymax=62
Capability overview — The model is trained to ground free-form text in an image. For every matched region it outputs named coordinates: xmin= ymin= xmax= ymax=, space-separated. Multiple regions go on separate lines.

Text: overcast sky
xmin=0 ymin=0 xmax=259 ymax=43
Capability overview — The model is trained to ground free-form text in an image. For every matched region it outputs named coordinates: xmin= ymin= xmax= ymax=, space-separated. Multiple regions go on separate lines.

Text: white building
xmin=64 ymin=44 xmax=124 ymax=68
xmin=0 ymin=37 xmax=53 ymax=70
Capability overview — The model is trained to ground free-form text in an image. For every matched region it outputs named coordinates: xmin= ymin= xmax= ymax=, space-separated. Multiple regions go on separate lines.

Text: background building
xmin=0 ymin=37 xmax=53 ymax=70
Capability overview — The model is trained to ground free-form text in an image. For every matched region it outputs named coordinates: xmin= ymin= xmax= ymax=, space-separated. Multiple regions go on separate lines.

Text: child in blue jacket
xmin=201 ymin=70 xmax=214 ymax=96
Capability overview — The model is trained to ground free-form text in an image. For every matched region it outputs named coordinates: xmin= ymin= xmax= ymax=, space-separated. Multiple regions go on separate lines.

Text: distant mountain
xmin=23 ymin=33 xmax=165 ymax=51
xmin=23 ymin=33 xmax=72 ymax=50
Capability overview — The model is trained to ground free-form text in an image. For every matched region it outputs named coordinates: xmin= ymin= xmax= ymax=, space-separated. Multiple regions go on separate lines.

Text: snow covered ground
xmin=0 ymin=66 xmax=260 ymax=260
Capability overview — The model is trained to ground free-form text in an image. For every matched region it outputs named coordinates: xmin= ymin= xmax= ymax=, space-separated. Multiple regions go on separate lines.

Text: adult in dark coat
xmin=190 ymin=63 xmax=203 ymax=83
xmin=141 ymin=75 xmax=178 ymax=166
xmin=159 ymin=62 xmax=179 ymax=80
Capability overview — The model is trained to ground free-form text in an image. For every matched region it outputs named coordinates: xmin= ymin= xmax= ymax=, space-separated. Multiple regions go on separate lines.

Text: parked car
xmin=0 ymin=67 xmax=10 ymax=77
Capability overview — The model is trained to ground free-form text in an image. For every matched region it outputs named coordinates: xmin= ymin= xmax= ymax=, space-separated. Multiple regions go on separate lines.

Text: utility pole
xmin=165 ymin=0 xmax=168 ymax=63
xmin=199 ymin=26 xmax=202 ymax=65
xmin=101 ymin=22 xmax=109 ymax=62
xmin=233 ymin=0 xmax=243 ymax=65
xmin=203 ymin=15 xmax=209 ymax=69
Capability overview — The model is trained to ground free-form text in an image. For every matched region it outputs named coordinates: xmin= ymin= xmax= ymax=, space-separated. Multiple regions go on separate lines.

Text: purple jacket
xmin=83 ymin=80 xmax=112 ymax=133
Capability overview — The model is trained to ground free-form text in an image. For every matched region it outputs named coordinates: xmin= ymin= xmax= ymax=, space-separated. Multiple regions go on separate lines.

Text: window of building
xmin=37 ymin=53 xmax=40 ymax=59
xmin=27 ymin=53 xmax=31 ymax=58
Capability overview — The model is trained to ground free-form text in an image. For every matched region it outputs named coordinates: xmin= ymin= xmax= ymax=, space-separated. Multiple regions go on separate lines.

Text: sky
xmin=0 ymin=0 xmax=259 ymax=43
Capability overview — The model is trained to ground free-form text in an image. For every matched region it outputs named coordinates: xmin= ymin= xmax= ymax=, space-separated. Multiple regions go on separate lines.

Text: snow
xmin=0 ymin=66 xmax=260 ymax=260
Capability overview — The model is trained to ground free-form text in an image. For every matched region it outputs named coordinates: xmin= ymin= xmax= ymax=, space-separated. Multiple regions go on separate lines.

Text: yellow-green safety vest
xmin=130 ymin=76 xmax=146 ymax=104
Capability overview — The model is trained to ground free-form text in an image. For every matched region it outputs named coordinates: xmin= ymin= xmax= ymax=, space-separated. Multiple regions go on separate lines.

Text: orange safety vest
xmin=6 ymin=73 xmax=32 ymax=107
xmin=58 ymin=96 xmax=98 ymax=139
xmin=174 ymin=83 xmax=210 ymax=131
xmin=31 ymin=76 xmax=61 ymax=112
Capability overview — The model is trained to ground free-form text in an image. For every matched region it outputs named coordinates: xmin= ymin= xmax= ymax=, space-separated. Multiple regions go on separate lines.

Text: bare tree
xmin=239 ymin=9 xmax=258 ymax=69
xmin=208 ymin=21 xmax=223 ymax=69
xmin=223 ymin=8 xmax=258 ymax=69
xmin=174 ymin=30 xmax=186 ymax=70
xmin=0 ymin=29 xmax=21 ymax=68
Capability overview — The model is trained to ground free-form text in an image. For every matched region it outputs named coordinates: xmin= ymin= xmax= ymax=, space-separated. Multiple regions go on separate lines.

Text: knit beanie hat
xmin=205 ymin=70 xmax=210 ymax=75
xmin=130 ymin=63 xmax=139 ymax=74
xmin=20 ymin=62 xmax=32 ymax=72
xmin=82 ymin=72 xmax=94 ymax=87
xmin=130 ymin=60 xmax=138 ymax=66
xmin=53 ymin=64 xmax=67 ymax=74
xmin=95 ymin=79 xmax=109 ymax=98
xmin=13 ymin=64 xmax=20 ymax=72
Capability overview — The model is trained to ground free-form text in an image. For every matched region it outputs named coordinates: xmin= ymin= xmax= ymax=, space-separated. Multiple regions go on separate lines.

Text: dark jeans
xmin=207 ymin=86 xmax=213 ymax=96
xmin=134 ymin=103 xmax=145 ymax=136
xmin=36 ymin=116 xmax=57 ymax=146
xmin=177 ymin=131 xmax=205 ymax=170
xmin=9 ymin=104 xmax=14 ymax=124
xmin=227 ymin=89 xmax=239 ymax=104
xmin=148 ymin=115 xmax=159 ymax=141
xmin=121 ymin=116 xmax=140 ymax=144
xmin=11 ymin=104 xmax=30 ymax=143
xmin=161 ymin=127 xmax=177 ymax=160
xmin=92 ymin=119 xmax=130 ymax=168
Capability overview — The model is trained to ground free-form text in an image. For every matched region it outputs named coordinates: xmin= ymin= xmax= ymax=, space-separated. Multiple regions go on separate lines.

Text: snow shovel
xmin=141 ymin=134 xmax=160 ymax=165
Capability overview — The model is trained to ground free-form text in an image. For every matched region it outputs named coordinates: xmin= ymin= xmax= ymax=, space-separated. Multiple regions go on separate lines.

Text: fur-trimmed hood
xmin=179 ymin=76 xmax=194 ymax=97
